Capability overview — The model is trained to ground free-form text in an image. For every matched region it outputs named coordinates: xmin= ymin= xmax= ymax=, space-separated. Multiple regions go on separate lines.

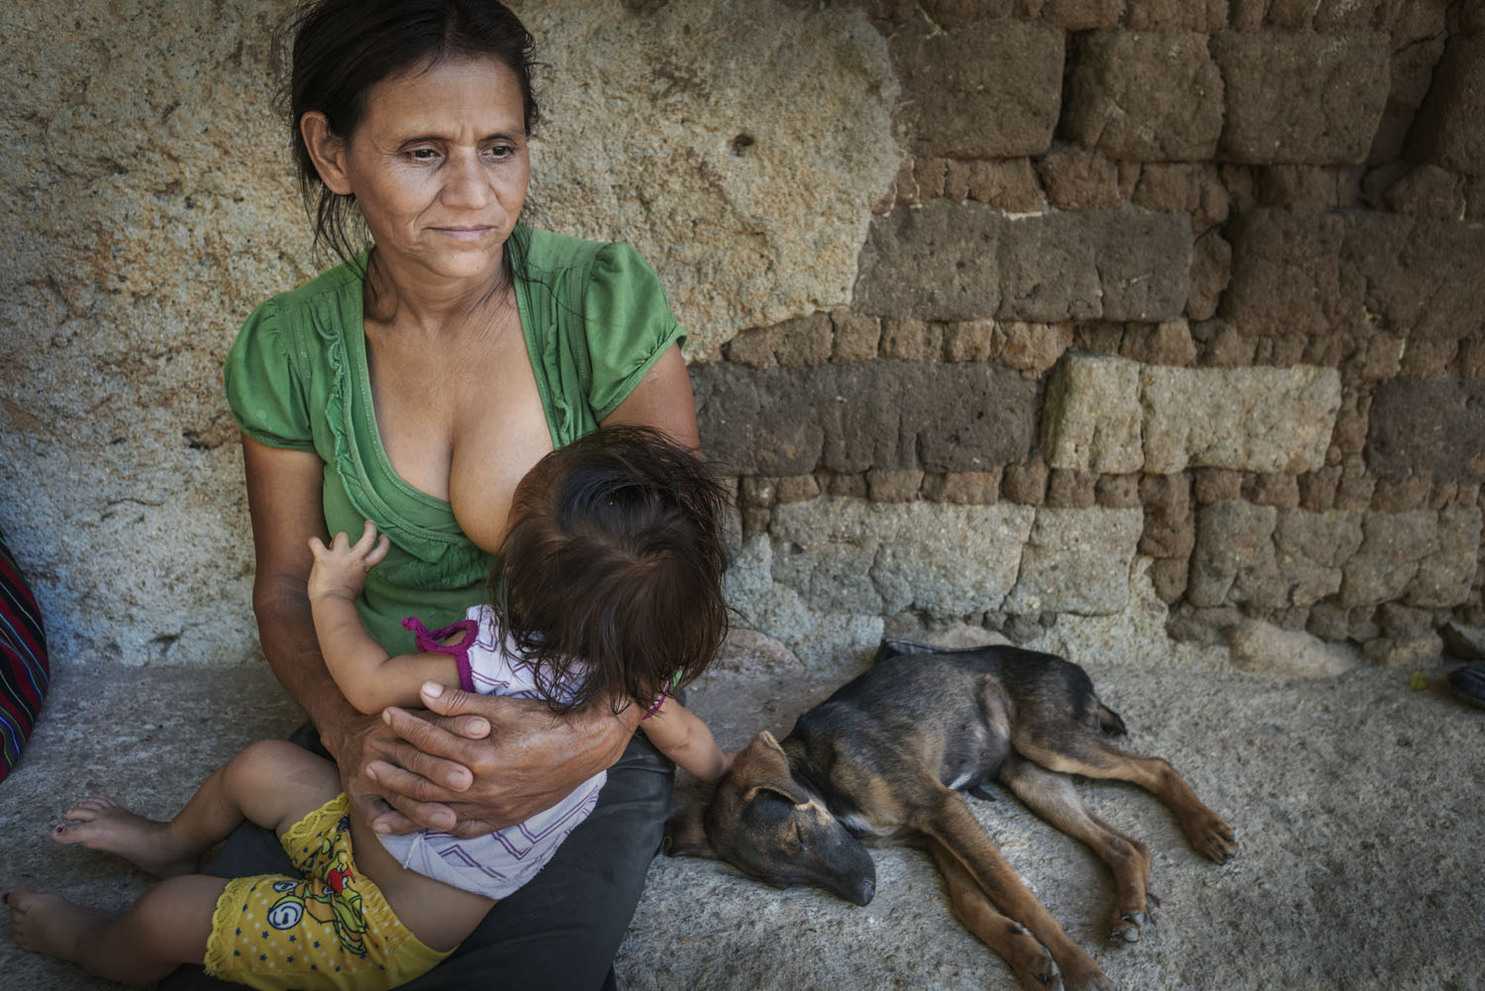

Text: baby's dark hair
xmin=490 ymin=426 xmax=731 ymax=714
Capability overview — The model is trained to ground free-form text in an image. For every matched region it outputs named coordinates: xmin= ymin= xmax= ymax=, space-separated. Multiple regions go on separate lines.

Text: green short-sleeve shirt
xmin=224 ymin=227 xmax=686 ymax=653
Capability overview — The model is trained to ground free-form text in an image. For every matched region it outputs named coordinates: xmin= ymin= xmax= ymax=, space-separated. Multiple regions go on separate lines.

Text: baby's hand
xmin=308 ymin=521 xmax=390 ymax=602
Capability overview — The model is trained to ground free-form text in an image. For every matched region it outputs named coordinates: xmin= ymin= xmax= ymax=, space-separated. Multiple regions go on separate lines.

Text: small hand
xmin=307 ymin=520 xmax=390 ymax=602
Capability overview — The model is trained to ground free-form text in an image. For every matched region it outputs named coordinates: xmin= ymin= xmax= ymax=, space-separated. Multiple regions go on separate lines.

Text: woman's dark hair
xmin=492 ymin=427 xmax=732 ymax=715
xmin=284 ymin=0 xmax=540 ymax=269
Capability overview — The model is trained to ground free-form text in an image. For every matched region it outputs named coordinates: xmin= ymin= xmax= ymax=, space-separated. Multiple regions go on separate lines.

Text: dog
xmin=666 ymin=638 xmax=1236 ymax=991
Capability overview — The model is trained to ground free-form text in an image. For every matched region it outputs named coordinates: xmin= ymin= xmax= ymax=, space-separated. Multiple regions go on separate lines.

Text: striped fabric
xmin=0 ymin=531 xmax=49 ymax=784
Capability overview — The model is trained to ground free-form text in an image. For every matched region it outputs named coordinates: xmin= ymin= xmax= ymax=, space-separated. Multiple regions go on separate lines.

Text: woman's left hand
xmin=364 ymin=682 xmax=639 ymax=836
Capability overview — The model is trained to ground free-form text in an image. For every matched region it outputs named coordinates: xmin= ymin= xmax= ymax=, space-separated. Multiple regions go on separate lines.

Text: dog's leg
xmin=920 ymin=790 xmax=1112 ymax=991
xmin=999 ymin=754 xmax=1153 ymax=945
xmin=1013 ymin=734 xmax=1236 ymax=864
xmin=927 ymin=840 xmax=1063 ymax=991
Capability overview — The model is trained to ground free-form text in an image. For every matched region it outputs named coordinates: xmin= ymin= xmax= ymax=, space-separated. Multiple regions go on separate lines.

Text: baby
xmin=6 ymin=426 xmax=733 ymax=990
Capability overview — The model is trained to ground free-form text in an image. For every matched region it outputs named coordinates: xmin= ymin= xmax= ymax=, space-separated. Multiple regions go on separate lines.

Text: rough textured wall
xmin=1 ymin=0 xmax=1482 ymax=669
xmin=0 ymin=1 xmax=309 ymax=667
xmin=514 ymin=0 xmax=899 ymax=358
xmin=0 ymin=0 xmax=897 ymax=666
xmin=702 ymin=0 xmax=1485 ymax=667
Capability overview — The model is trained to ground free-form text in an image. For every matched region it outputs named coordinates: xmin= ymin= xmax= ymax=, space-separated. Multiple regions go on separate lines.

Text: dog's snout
xmin=852 ymin=877 xmax=876 ymax=906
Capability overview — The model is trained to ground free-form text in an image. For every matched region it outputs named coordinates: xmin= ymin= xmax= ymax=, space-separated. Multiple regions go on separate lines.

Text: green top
xmin=224 ymin=227 xmax=686 ymax=653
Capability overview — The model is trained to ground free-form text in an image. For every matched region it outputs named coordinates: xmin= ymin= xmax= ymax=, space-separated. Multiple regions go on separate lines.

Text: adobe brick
xmin=1211 ymin=31 xmax=1389 ymax=164
xmin=894 ymin=19 xmax=1064 ymax=158
xmin=691 ymin=361 xmax=1040 ymax=477
xmin=1063 ymin=31 xmax=1224 ymax=161
xmin=855 ymin=203 xmax=1191 ymax=323
xmin=1367 ymin=379 xmax=1485 ymax=483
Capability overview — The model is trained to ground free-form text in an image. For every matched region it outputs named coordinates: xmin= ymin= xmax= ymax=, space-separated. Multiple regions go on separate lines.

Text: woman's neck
xmin=363 ymin=243 xmax=513 ymax=335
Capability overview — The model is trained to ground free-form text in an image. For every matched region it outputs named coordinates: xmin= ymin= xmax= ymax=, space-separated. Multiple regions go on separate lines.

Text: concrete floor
xmin=2 ymin=641 xmax=1482 ymax=990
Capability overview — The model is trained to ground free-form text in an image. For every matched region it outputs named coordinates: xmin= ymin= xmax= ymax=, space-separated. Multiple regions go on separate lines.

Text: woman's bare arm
xmin=599 ymin=345 xmax=701 ymax=449
xmin=242 ymin=435 xmax=360 ymax=742
xmin=242 ymin=437 xmax=483 ymax=809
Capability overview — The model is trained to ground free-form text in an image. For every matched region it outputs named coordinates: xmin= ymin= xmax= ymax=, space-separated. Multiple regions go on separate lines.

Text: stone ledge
xmin=8 ymin=658 xmax=1485 ymax=990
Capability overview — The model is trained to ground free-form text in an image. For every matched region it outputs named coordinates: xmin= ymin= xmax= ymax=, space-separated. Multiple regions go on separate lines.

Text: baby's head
xmin=491 ymin=426 xmax=731 ymax=713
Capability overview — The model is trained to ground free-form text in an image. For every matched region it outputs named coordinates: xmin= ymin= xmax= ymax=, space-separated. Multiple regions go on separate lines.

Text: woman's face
xmin=333 ymin=56 xmax=530 ymax=283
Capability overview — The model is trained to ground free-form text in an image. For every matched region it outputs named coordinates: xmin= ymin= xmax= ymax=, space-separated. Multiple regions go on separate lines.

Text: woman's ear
xmin=299 ymin=111 xmax=354 ymax=196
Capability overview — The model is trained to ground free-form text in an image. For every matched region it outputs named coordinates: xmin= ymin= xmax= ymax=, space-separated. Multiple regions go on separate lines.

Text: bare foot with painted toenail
xmin=51 ymin=796 xmax=198 ymax=878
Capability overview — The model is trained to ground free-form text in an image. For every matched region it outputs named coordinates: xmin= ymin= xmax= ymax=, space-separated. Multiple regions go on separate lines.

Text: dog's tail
xmin=1093 ymin=698 xmax=1128 ymax=737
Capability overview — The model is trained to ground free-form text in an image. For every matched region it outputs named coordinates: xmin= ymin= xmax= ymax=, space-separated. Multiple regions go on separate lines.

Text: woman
xmin=173 ymin=2 xmax=698 ymax=987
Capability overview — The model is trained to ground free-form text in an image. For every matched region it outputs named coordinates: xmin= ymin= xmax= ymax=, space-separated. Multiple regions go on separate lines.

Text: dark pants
xmin=161 ymin=726 xmax=674 ymax=991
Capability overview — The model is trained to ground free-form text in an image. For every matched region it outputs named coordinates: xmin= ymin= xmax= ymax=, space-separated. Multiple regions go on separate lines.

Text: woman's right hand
xmin=315 ymin=705 xmax=469 ymax=827
xmin=358 ymin=682 xmax=640 ymax=837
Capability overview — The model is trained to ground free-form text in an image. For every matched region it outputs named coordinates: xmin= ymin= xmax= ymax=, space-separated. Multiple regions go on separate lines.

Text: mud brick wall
xmin=2 ymin=0 xmax=1481 ymax=667
xmin=697 ymin=0 xmax=1485 ymax=665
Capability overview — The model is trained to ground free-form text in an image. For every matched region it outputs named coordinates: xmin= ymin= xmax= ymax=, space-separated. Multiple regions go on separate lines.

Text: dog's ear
xmin=664 ymin=797 xmax=717 ymax=859
xmin=742 ymin=782 xmax=812 ymax=808
xmin=739 ymin=731 xmax=789 ymax=770
xmin=736 ymin=732 xmax=812 ymax=807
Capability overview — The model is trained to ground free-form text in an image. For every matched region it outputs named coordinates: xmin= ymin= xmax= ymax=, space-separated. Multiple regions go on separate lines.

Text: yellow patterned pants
xmin=203 ymin=795 xmax=450 ymax=990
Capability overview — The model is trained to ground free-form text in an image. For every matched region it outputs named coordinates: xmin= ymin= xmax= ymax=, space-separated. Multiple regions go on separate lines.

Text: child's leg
xmin=10 ymin=741 xmax=344 ymax=984
xmin=7 ymin=876 xmax=227 ymax=986
xmin=53 ymin=740 xmax=342 ymax=876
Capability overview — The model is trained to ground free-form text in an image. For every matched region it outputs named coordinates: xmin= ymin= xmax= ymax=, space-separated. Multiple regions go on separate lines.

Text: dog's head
xmin=666 ymin=730 xmax=877 ymax=906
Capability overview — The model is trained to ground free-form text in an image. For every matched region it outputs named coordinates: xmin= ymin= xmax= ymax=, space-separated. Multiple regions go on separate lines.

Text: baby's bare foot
xmin=5 ymin=889 xmax=109 ymax=964
xmin=51 ymin=797 xmax=196 ymax=877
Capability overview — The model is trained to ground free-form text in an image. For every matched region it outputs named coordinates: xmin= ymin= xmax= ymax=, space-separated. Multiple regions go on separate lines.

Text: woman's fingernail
xmin=374 ymin=821 xmax=390 ymax=834
xmin=423 ymin=681 xmax=443 ymax=699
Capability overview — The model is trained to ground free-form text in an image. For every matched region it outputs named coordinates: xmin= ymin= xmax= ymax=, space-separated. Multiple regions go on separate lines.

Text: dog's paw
xmin=1013 ymin=944 xmax=1062 ymax=991
xmin=1109 ymin=885 xmax=1160 ymax=946
xmin=1110 ymin=910 xmax=1148 ymax=945
xmin=1062 ymin=961 xmax=1116 ymax=991
xmin=1184 ymin=811 xmax=1237 ymax=864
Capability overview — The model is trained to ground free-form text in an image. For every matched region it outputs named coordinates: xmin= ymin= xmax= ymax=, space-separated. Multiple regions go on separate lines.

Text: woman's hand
xmin=363 ymin=682 xmax=639 ymax=837
xmin=318 ymin=707 xmax=388 ymax=806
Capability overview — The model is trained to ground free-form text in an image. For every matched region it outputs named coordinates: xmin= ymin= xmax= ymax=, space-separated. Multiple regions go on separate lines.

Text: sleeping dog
xmin=667 ymin=639 xmax=1236 ymax=991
